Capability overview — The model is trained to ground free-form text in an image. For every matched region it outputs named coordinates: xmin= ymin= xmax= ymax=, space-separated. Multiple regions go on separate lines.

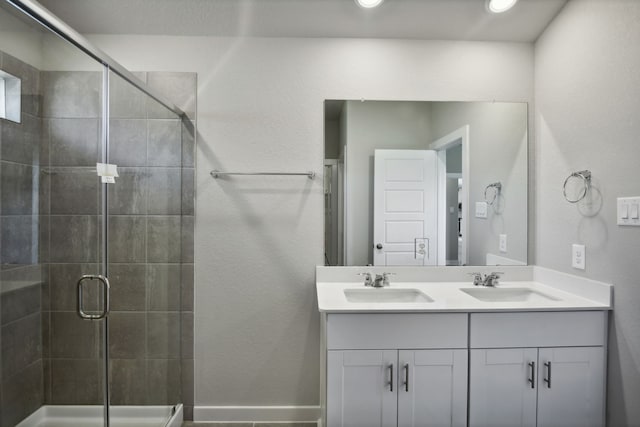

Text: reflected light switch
xmin=475 ymin=202 xmax=488 ymax=219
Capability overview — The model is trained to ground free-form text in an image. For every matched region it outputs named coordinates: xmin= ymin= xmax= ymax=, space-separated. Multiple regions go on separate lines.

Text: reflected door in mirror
xmin=374 ymin=149 xmax=438 ymax=266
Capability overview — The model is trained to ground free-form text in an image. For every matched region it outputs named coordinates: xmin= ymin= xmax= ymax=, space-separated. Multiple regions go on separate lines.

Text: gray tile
xmin=49 ymin=263 xmax=99 ymax=311
xmin=147 ymin=264 xmax=181 ymax=311
xmin=181 ymin=119 xmax=196 ymax=168
xmin=108 ymin=263 xmax=146 ymax=311
xmin=109 ymin=72 xmax=147 ymax=119
xmin=147 ymin=72 xmax=197 ymax=120
xmin=108 ymin=168 xmax=148 ymax=215
xmin=181 ymin=263 xmax=194 ymax=312
xmin=50 ymin=312 xmax=98 ymax=358
xmin=182 ymin=406 xmax=194 ymax=422
xmin=42 ymin=71 xmax=101 ymax=119
xmin=50 ymin=359 xmax=101 ymax=405
xmin=147 ymin=312 xmax=180 ymax=359
xmin=1 ymin=215 xmax=37 ymax=265
xmin=1 ymin=113 xmax=41 ymax=164
xmin=49 ymin=118 xmax=99 ymax=166
xmin=1 ymin=313 xmax=41 ymax=376
xmin=181 ymin=358 xmax=194 ymax=407
xmin=49 ymin=168 xmax=99 ymax=214
xmin=42 ymin=310 xmax=50 ymax=358
xmin=41 ymin=271 xmax=50 ymax=311
xmin=110 ymin=358 xmax=146 ymax=405
xmin=39 ymin=169 xmax=50 ymax=215
xmin=43 ymin=358 xmax=52 ymax=404
xmin=148 ymin=120 xmax=182 ymax=166
xmin=1 ymin=283 xmax=41 ymax=325
xmin=182 ymin=168 xmax=195 ymax=216
xmin=1 ymin=360 xmax=43 ymax=427
xmin=182 ymin=216 xmax=195 ymax=263
xmin=147 ymin=216 xmax=181 ymax=262
xmin=38 ymin=215 xmax=50 ymax=263
xmin=40 ymin=118 xmax=50 ymax=167
xmin=109 ymin=119 xmax=147 ymax=166
xmin=147 ymin=167 xmax=182 ymax=215
xmin=109 ymin=312 xmax=146 ymax=359
xmin=146 ymin=358 xmax=180 ymax=404
xmin=49 ymin=215 xmax=99 ymax=263
xmin=108 ymin=216 xmax=146 ymax=262
xmin=1 ymin=162 xmax=34 ymax=215
xmin=181 ymin=312 xmax=194 ymax=359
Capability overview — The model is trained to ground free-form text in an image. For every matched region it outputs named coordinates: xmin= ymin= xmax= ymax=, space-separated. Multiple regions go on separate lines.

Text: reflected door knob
xmin=376 ymin=243 xmax=383 ymax=250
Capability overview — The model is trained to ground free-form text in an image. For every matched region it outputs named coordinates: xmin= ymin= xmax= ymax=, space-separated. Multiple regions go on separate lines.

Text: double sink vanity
xmin=316 ymin=266 xmax=612 ymax=427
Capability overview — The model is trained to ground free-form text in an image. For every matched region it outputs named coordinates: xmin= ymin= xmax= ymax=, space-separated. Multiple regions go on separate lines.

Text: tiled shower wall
xmin=0 ymin=50 xmax=44 ymax=427
xmin=39 ymin=69 xmax=196 ymax=414
xmin=0 ymin=46 xmax=195 ymax=425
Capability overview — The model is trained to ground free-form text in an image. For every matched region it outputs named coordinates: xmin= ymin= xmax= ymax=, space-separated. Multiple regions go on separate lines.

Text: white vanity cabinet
xmin=324 ymin=313 xmax=468 ymax=427
xmin=468 ymin=312 xmax=607 ymax=427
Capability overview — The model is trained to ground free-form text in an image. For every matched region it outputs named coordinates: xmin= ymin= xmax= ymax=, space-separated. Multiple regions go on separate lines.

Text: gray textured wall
xmin=534 ymin=1 xmax=640 ymax=425
xmin=81 ymin=35 xmax=535 ymax=408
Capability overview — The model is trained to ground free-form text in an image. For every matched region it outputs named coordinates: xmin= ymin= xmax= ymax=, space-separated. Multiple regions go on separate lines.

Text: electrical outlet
xmin=572 ymin=244 xmax=586 ymax=270
xmin=499 ymin=234 xmax=507 ymax=253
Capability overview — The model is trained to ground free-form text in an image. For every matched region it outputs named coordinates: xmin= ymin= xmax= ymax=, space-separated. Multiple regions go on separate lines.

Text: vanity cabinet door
xmin=327 ymin=350 xmax=397 ymax=427
xmin=469 ymin=348 xmax=538 ymax=427
xmin=397 ymin=349 xmax=467 ymax=427
xmin=537 ymin=346 xmax=605 ymax=427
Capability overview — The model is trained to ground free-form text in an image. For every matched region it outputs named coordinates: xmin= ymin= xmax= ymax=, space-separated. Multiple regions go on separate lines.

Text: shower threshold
xmin=16 ymin=404 xmax=183 ymax=427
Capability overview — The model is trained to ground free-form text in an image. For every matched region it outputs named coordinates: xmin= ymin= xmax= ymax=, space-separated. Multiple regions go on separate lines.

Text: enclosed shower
xmin=0 ymin=0 xmax=195 ymax=426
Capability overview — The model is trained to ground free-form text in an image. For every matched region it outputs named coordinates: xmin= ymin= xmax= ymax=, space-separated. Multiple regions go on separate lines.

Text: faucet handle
xmin=468 ymin=272 xmax=483 ymax=286
xmin=485 ymin=272 xmax=504 ymax=287
xmin=382 ymin=272 xmax=395 ymax=286
xmin=358 ymin=272 xmax=373 ymax=286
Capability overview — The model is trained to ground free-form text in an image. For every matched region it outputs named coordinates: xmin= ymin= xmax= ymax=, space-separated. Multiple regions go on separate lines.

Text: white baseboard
xmin=194 ymin=405 xmax=321 ymax=422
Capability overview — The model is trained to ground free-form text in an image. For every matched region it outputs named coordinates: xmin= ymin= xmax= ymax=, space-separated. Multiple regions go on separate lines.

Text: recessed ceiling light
xmin=355 ymin=0 xmax=384 ymax=9
xmin=486 ymin=0 xmax=518 ymax=13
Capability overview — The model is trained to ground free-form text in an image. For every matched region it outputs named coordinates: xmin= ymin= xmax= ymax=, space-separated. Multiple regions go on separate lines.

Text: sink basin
xmin=460 ymin=287 xmax=560 ymax=303
xmin=344 ymin=288 xmax=434 ymax=303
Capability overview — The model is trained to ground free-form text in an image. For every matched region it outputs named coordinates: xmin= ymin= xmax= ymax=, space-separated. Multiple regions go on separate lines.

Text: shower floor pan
xmin=16 ymin=404 xmax=183 ymax=427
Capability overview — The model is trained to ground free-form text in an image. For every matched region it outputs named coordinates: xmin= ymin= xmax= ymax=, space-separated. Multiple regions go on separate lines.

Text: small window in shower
xmin=0 ymin=69 xmax=21 ymax=123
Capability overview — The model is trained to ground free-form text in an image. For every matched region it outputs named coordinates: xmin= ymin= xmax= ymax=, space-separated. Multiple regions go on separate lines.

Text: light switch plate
xmin=499 ymin=234 xmax=507 ymax=253
xmin=475 ymin=202 xmax=488 ymax=219
xmin=617 ymin=197 xmax=640 ymax=226
xmin=572 ymin=244 xmax=586 ymax=270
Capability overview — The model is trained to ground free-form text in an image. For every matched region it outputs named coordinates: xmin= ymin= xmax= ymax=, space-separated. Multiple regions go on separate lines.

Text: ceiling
xmin=38 ymin=0 xmax=567 ymax=42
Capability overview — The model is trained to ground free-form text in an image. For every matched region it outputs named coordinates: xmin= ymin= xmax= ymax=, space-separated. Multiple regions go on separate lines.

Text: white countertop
xmin=316 ymin=266 xmax=613 ymax=313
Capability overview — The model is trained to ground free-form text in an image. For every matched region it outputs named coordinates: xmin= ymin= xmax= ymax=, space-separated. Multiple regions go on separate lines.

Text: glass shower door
xmin=39 ymin=40 xmax=110 ymax=418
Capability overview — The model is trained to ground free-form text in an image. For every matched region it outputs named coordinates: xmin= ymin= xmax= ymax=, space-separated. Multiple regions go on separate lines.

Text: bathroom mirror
xmin=324 ymin=100 xmax=528 ymax=267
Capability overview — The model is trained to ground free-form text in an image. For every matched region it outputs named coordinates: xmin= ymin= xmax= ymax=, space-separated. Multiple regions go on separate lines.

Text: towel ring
xmin=563 ymin=170 xmax=591 ymax=203
xmin=484 ymin=182 xmax=502 ymax=205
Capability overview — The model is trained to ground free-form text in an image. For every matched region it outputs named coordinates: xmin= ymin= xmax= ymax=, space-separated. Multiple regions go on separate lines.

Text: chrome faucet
xmin=359 ymin=272 xmax=395 ymax=287
xmin=469 ymin=272 xmax=504 ymax=287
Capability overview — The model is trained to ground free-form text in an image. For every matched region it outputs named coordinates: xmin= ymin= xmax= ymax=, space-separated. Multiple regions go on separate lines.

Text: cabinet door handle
xmin=389 ymin=364 xmax=394 ymax=392
xmin=404 ymin=363 xmax=409 ymax=392
xmin=528 ymin=362 xmax=535 ymax=389
xmin=544 ymin=362 xmax=552 ymax=388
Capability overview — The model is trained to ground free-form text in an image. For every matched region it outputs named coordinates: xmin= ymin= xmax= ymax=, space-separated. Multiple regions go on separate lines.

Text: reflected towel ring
xmin=484 ymin=182 xmax=502 ymax=205
xmin=563 ymin=170 xmax=591 ymax=203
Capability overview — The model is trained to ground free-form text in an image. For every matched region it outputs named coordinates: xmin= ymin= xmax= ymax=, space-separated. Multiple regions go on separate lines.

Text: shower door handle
xmin=77 ymin=275 xmax=110 ymax=320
